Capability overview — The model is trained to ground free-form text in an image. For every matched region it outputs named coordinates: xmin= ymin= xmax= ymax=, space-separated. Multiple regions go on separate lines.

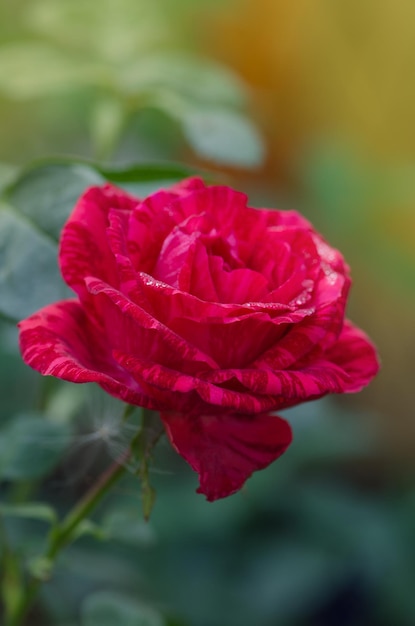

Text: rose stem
xmin=6 ymin=406 xmax=146 ymax=626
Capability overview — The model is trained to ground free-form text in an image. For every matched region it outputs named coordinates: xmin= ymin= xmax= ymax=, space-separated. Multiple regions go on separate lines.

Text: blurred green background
xmin=1 ymin=1 xmax=415 ymax=625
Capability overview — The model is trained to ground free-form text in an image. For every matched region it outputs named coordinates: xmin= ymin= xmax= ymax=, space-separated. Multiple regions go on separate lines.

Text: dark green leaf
xmin=177 ymin=105 xmax=265 ymax=168
xmin=5 ymin=162 xmax=104 ymax=241
xmin=0 ymin=162 xmax=102 ymax=319
xmin=100 ymin=161 xmax=197 ymax=184
xmin=99 ymin=161 xmax=199 ymax=196
xmin=0 ymin=202 xmax=70 ymax=320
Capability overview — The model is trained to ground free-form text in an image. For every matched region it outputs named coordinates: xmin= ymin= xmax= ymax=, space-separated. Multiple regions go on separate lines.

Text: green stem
xmin=6 ymin=409 xmax=144 ymax=626
xmin=46 ymin=455 xmax=128 ymax=561
xmin=0 ymin=516 xmax=23 ymax=624
xmin=6 ymin=460 xmax=128 ymax=626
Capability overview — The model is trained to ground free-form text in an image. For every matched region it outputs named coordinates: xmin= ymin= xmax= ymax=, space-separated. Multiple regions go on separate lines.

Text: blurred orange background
xmin=200 ymin=0 xmax=415 ymax=457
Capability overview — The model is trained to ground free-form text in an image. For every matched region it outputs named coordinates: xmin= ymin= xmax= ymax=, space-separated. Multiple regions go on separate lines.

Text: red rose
xmin=18 ymin=178 xmax=379 ymax=500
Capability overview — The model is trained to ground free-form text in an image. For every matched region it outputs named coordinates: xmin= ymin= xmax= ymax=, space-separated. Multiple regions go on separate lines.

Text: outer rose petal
xmin=18 ymin=300 xmax=153 ymax=408
xmin=323 ymin=320 xmax=380 ymax=392
xmin=59 ymin=184 xmax=138 ymax=297
xmin=161 ymin=411 xmax=292 ymax=501
xmin=113 ymin=351 xmax=279 ymax=414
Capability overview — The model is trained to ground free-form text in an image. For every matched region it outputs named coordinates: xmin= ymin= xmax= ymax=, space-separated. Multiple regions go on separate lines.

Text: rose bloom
xmin=19 ymin=178 xmax=379 ymax=500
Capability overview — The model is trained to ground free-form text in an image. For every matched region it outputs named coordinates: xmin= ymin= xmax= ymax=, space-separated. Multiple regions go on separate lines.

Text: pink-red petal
xmin=161 ymin=411 xmax=292 ymax=501
xmin=18 ymin=300 xmax=152 ymax=407
xmin=59 ymin=185 xmax=138 ymax=296
xmin=323 ymin=320 xmax=380 ymax=392
xmin=113 ymin=351 xmax=279 ymax=414
xmin=126 ymin=178 xmax=207 ymax=274
xmin=85 ymin=277 xmax=218 ymax=373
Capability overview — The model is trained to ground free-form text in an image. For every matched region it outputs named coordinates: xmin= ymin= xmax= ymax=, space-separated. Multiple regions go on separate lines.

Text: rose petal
xmin=85 ymin=277 xmax=218 ymax=372
xmin=127 ymin=178 xmax=207 ymax=273
xmin=187 ymin=240 xmax=219 ymax=301
xmin=136 ymin=271 xmax=302 ymax=321
xmin=168 ymin=314 xmax=288 ymax=369
xmin=133 ymin=273 xmax=313 ymax=368
xmin=254 ymin=294 xmax=349 ymax=372
xmin=216 ymin=318 xmax=379 ymax=400
xmin=161 ymin=411 xmax=292 ymax=501
xmin=153 ymin=213 xmax=209 ymax=289
xmin=113 ymin=351 xmax=279 ymax=414
xmin=18 ymin=300 xmax=151 ymax=407
xmin=208 ymin=256 xmax=269 ymax=304
xmin=111 ymin=320 xmax=379 ymax=413
xmin=60 ymin=185 xmax=137 ymax=296
xmin=169 ymin=186 xmax=249 ymax=234
xmin=323 ymin=320 xmax=380 ymax=392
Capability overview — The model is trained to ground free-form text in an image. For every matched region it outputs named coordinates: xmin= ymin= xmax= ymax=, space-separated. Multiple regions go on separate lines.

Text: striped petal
xmin=85 ymin=277 xmax=218 ymax=373
xmin=18 ymin=300 xmax=151 ymax=407
xmin=113 ymin=351 xmax=279 ymax=414
xmin=323 ymin=320 xmax=380 ymax=392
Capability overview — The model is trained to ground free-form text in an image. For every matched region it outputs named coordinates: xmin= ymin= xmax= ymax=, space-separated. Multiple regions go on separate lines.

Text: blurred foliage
xmin=0 ymin=0 xmax=263 ymax=167
xmin=1 ymin=362 xmax=415 ymax=625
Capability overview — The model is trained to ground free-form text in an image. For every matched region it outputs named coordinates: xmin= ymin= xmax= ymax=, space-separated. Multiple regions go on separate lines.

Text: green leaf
xmin=0 ymin=162 xmax=101 ymax=320
xmin=100 ymin=161 xmax=198 ymax=184
xmin=99 ymin=161 xmax=199 ymax=196
xmin=183 ymin=107 xmax=264 ymax=167
xmin=0 ymin=413 xmax=72 ymax=480
xmin=82 ymin=591 xmax=165 ymax=626
xmin=0 ymin=502 xmax=57 ymax=524
xmin=120 ymin=53 xmax=247 ymax=108
xmin=0 ymin=202 xmax=69 ymax=321
xmin=5 ymin=162 xmax=104 ymax=241
xmin=149 ymin=86 xmax=264 ymax=167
